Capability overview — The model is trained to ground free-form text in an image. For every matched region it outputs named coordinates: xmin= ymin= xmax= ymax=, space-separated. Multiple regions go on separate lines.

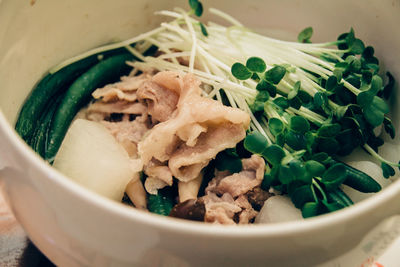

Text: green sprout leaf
xmin=285 ymin=130 xmax=307 ymax=151
xmin=290 ymin=185 xmax=315 ymax=209
xmin=289 ymin=97 xmax=302 ymax=110
xmin=264 ymin=65 xmax=286 ymax=84
xmin=350 ymin=38 xmax=365 ymax=54
xmin=231 ymin=63 xmax=252 ymax=80
xmin=290 ymin=116 xmax=310 ymax=134
xmin=189 ymin=0 xmax=199 ymax=10
xmin=326 ymin=76 xmax=338 ymax=91
xmin=189 ymin=0 xmax=203 ymax=16
xmin=363 ymin=97 xmax=389 ymax=127
xmin=321 ymin=163 xmax=347 ymax=191
xmin=262 ymin=145 xmax=286 ymax=165
xmin=302 ymin=202 xmax=321 ymax=218
xmin=297 ymin=90 xmax=311 ymax=103
xmin=246 ymin=57 xmax=266 ymax=73
xmin=357 ymin=90 xmax=374 ymax=108
xmin=278 ymin=164 xmax=295 ymax=184
xmin=262 ymin=173 xmax=277 ymax=190
xmin=268 ymin=118 xmax=284 ymax=136
xmin=215 ymin=149 xmax=242 ymax=173
xmin=290 ymin=160 xmax=311 ymax=183
xmin=370 ymin=75 xmax=383 ymax=94
xmin=305 ymin=160 xmax=326 ymax=177
xmin=199 ymin=22 xmax=208 ymax=37
xmin=381 ymin=162 xmax=395 ymax=178
xmin=311 ymin=152 xmax=332 ymax=165
xmin=313 ymin=92 xmax=328 ymax=110
xmin=383 ymin=117 xmax=395 ymax=139
xmin=298 ymin=27 xmax=313 ymax=43
xmin=317 ymin=123 xmax=341 ymax=138
xmin=244 ymin=131 xmax=268 ymax=154
xmin=288 ymin=81 xmax=301 ymax=100
xmin=317 ymin=137 xmax=339 ymax=154
xmin=273 ymin=97 xmax=289 ymax=110
xmin=256 ymin=79 xmax=276 ymax=97
xmin=255 ymin=90 xmax=270 ymax=102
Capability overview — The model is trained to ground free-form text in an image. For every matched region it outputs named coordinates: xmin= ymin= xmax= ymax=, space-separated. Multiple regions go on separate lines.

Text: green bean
xmin=30 ymin=96 xmax=62 ymax=158
xmin=327 ymin=189 xmax=350 ymax=208
xmin=45 ymin=53 xmax=133 ymax=161
xmin=15 ymin=57 xmax=98 ymax=143
xmin=332 ymin=188 xmax=354 ymax=206
xmin=15 ymin=48 xmax=128 ymax=143
xmin=341 ymin=161 xmax=382 ymax=193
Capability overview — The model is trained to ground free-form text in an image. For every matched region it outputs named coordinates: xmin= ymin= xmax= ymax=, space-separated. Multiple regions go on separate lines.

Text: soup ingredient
xmin=342 ymin=161 xmax=392 ymax=203
xmin=15 ymin=47 xmax=130 ymax=146
xmin=341 ymin=161 xmax=382 ymax=193
xmin=147 ymin=187 xmax=175 ymax=216
xmin=46 ymin=53 xmax=134 ymax=162
xmin=15 ymin=0 xmax=399 ymax=222
xmin=53 ymin=119 xmax=139 ymax=201
xmin=169 ymin=198 xmax=206 ymax=221
xmin=138 ymin=71 xmax=250 ymax=183
xmin=15 ymin=55 xmax=100 ymax=144
xmin=255 ymin=195 xmax=303 ymax=224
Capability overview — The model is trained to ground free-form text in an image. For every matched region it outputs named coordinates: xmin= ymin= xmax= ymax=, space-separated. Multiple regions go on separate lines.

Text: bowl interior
xmin=0 ymin=0 xmax=400 ymax=240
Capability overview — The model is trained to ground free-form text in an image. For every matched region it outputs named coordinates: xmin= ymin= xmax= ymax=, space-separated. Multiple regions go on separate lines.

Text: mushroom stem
xmin=178 ymin=172 xmax=203 ymax=202
xmin=125 ymin=175 xmax=147 ymax=210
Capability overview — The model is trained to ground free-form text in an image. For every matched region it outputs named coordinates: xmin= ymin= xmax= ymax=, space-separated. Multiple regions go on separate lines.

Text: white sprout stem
xmin=364 ymin=144 xmax=400 ymax=167
xmin=49 ymin=27 xmax=164 ymax=73
xmin=287 ymin=107 xmax=326 ymax=126
xmin=178 ymin=8 xmax=198 ymax=73
xmin=249 ymin=111 xmax=271 ymax=144
xmin=124 ymin=46 xmax=146 ymax=61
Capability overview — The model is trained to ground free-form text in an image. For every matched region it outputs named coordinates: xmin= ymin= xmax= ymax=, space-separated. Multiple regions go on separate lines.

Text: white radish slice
xmin=53 ymin=119 xmax=136 ymax=201
xmin=255 ymin=195 xmax=303 ymax=224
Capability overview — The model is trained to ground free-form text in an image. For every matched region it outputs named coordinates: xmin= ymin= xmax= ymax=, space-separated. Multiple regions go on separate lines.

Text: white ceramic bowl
xmin=1 ymin=0 xmax=400 ymax=266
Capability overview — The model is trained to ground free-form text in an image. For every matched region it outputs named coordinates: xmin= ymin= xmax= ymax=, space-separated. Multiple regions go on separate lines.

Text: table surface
xmin=0 ymin=183 xmax=54 ymax=267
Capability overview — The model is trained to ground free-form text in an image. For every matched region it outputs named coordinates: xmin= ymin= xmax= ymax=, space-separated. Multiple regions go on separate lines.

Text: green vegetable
xmin=29 ymin=97 xmax=62 ymax=158
xmin=45 ymin=53 xmax=133 ymax=161
xmin=199 ymin=22 xmax=208 ymax=37
xmin=231 ymin=62 xmax=252 ymax=80
xmin=148 ymin=188 xmax=175 ymax=216
xmin=341 ymin=162 xmax=381 ymax=193
xmin=215 ymin=148 xmax=243 ymax=173
xmin=15 ymin=47 xmax=131 ymax=145
xmin=15 ymin=55 xmax=100 ymax=143
xmin=297 ymin=27 xmax=313 ymax=43
xmin=189 ymin=0 xmax=203 ymax=17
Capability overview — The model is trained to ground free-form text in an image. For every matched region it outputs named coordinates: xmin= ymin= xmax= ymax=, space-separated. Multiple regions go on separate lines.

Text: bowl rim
xmin=1 ymin=110 xmax=400 ymax=238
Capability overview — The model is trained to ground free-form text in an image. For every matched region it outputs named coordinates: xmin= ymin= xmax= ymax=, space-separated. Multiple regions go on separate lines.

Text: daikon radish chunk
xmin=255 ymin=195 xmax=303 ymax=224
xmin=53 ymin=119 xmax=136 ymax=201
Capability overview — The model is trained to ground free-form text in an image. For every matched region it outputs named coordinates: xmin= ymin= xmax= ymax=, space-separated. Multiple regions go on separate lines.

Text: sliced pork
xmin=138 ymin=71 xmax=250 ymax=183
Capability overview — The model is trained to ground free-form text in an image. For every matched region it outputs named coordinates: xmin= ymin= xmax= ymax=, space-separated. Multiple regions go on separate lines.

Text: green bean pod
xmin=341 ymin=162 xmax=382 ymax=193
xmin=327 ymin=189 xmax=351 ymax=208
xmin=45 ymin=53 xmax=133 ymax=161
xmin=30 ymin=97 xmax=62 ymax=158
xmin=332 ymin=188 xmax=354 ymax=206
xmin=15 ymin=57 xmax=99 ymax=143
xmin=15 ymin=48 xmax=128 ymax=143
